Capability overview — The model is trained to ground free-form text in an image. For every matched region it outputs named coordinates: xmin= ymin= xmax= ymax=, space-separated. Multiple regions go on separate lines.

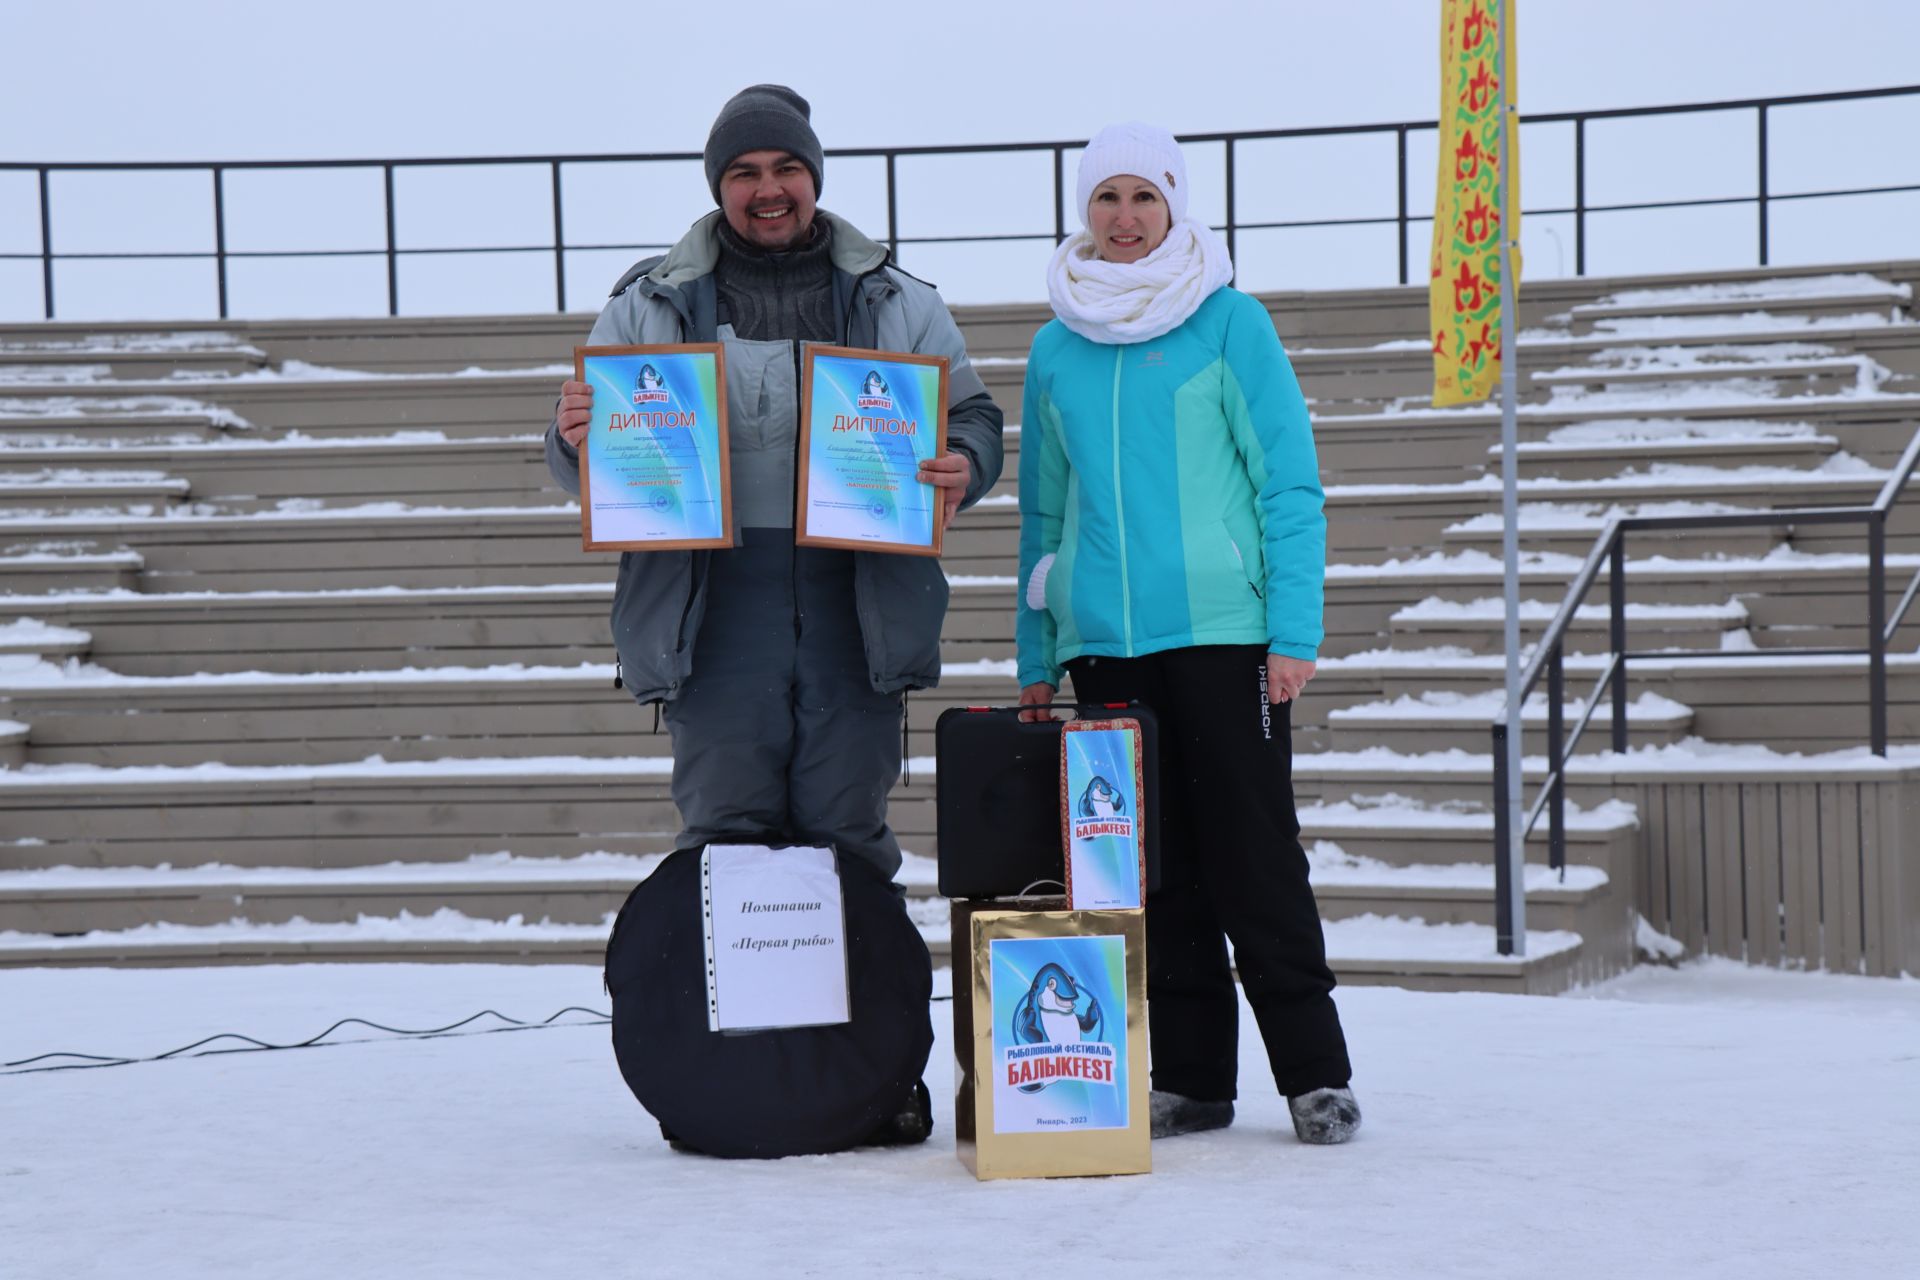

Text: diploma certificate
xmin=575 ymin=344 xmax=732 ymax=551
xmin=795 ymin=345 xmax=948 ymax=556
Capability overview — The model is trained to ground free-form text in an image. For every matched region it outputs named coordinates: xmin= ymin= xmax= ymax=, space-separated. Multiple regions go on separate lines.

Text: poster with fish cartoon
xmin=989 ymin=934 xmax=1130 ymax=1134
xmin=1061 ymin=719 xmax=1146 ymax=910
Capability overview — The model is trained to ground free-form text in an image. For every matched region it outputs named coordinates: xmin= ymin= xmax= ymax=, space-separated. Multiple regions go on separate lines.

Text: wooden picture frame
xmin=575 ymin=342 xmax=733 ymax=552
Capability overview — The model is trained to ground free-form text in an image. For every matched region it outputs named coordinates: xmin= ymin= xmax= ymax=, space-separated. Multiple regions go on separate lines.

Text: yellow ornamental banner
xmin=1431 ymin=0 xmax=1521 ymax=407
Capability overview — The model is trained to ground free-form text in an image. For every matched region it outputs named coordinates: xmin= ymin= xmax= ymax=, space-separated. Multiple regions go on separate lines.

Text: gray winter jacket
xmin=545 ymin=210 xmax=1005 ymax=703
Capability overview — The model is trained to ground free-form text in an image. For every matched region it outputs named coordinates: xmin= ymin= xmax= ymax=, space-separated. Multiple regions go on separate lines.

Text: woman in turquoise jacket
xmin=1016 ymin=123 xmax=1359 ymax=1145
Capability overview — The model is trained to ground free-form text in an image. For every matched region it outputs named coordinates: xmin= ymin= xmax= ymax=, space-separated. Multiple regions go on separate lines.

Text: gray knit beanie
xmin=703 ymin=84 xmax=824 ymax=205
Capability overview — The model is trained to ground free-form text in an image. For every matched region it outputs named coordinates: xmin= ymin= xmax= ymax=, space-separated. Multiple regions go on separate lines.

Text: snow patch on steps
xmin=0 ymin=850 xmax=945 ymax=894
xmin=1329 ymin=688 xmax=1691 ymax=723
xmin=0 ymin=656 xmax=1021 ymax=694
xmin=1307 ymin=840 xmax=1609 ymax=892
xmin=1532 ymin=417 xmax=1829 ymax=447
xmin=1391 ymin=596 xmax=1747 ymax=623
xmin=1580 ymin=273 xmax=1913 ymax=310
xmin=0 ymin=904 xmax=1583 ymax=966
xmin=0 ymin=332 xmax=262 ymax=356
xmin=1300 ymin=793 xmax=1639 ymax=832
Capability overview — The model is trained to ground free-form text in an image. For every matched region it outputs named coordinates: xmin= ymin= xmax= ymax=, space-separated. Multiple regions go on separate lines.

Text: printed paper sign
xmin=701 ymin=844 xmax=849 ymax=1033
xmin=1062 ymin=722 xmax=1145 ymax=910
xmin=796 ymin=346 xmax=947 ymax=555
xmin=576 ymin=344 xmax=731 ymax=550
xmin=989 ymin=934 xmax=1130 ymax=1134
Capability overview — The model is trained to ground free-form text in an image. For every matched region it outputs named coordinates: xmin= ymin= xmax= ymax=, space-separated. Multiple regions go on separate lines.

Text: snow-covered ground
xmin=4 ymin=960 xmax=1915 ymax=1278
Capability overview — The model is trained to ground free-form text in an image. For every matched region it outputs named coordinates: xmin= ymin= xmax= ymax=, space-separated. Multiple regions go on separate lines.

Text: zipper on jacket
xmin=1110 ymin=347 xmax=1132 ymax=651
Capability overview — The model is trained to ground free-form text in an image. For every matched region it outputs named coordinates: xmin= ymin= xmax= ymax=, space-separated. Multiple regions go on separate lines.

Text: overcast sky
xmin=3 ymin=1 xmax=1917 ymax=319
xmin=3 ymin=0 xmax=1920 ymax=160
xmin=6 ymin=0 xmax=1919 ymax=159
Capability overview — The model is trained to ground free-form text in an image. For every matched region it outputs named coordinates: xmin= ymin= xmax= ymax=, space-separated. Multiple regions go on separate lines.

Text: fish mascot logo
xmin=857 ymin=369 xmax=894 ymax=411
xmin=1005 ymin=963 xmax=1116 ymax=1093
xmin=632 ymin=364 xmax=669 ymax=405
xmin=1074 ymin=773 xmax=1134 ymax=841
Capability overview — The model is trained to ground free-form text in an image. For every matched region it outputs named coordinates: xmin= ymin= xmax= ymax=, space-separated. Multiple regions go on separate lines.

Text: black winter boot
xmin=1149 ymin=1090 xmax=1235 ymax=1139
xmin=859 ymin=1080 xmax=933 ymax=1148
xmin=1287 ymin=1086 xmax=1361 ymax=1144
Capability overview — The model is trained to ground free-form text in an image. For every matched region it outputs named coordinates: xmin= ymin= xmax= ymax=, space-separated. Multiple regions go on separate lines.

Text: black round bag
xmin=604 ymin=845 xmax=934 ymax=1159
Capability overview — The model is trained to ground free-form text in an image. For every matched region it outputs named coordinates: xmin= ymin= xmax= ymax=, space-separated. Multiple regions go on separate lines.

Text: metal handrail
xmin=1489 ymin=424 xmax=1920 ymax=954
xmin=6 ymin=83 xmax=1919 ymax=319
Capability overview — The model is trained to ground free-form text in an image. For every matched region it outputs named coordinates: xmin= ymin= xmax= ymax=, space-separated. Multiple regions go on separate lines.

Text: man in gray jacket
xmin=547 ymin=84 xmax=1004 ymax=884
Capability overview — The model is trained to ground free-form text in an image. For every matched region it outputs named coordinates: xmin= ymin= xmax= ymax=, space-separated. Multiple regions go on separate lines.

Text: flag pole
xmin=1495 ymin=0 xmax=1526 ymax=956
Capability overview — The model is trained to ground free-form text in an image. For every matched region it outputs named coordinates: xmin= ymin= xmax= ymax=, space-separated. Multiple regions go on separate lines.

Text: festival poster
xmin=575 ymin=344 xmax=733 ymax=551
xmin=1061 ymin=721 xmax=1145 ymax=911
xmin=988 ymin=934 xmax=1130 ymax=1134
xmin=795 ymin=345 xmax=948 ymax=556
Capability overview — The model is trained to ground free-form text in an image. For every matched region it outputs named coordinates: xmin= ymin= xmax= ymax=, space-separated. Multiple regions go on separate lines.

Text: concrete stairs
xmin=2 ymin=258 xmax=1917 ymax=992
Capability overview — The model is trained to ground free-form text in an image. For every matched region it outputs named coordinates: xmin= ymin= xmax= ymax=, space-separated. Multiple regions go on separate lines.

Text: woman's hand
xmin=1266 ymin=654 xmax=1315 ymax=705
xmin=1018 ymin=682 xmax=1057 ymax=723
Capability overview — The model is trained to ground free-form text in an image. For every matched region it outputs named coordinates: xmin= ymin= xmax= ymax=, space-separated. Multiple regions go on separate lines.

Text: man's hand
xmin=918 ymin=451 xmax=972 ymax=532
xmin=1266 ymin=654 xmax=1316 ymax=705
xmin=1018 ymin=681 xmax=1057 ymax=723
xmin=556 ymin=380 xmax=593 ymax=449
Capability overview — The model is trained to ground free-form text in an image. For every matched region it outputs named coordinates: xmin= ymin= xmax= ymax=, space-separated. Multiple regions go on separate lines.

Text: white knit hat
xmin=1075 ymin=122 xmax=1189 ymax=227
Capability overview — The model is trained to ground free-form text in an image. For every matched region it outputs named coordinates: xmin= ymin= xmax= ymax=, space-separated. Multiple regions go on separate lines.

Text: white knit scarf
xmin=1045 ymin=217 xmax=1234 ymax=345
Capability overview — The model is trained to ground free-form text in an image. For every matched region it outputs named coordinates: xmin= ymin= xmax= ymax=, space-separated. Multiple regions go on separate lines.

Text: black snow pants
xmin=662 ymin=528 xmax=904 ymax=879
xmin=1066 ymin=644 xmax=1352 ymax=1100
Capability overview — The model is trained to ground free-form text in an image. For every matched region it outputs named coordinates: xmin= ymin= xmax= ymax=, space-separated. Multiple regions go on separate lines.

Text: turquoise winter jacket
xmin=1015 ymin=286 xmax=1326 ymax=689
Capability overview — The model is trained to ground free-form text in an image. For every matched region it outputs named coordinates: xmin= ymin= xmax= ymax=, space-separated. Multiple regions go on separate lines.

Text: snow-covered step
xmin=1499 ymin=421 xmax=1841 ymax=479
xmin=1341 ymin=460 xmax=1885 ymax=509
xmin=0 ymin=756 xmax=940 ymax=870
xmin=0 ymin=471 xmax=191 ymax=512
xmin=0 ymin=903 xmax=1596 ymax=993
xmin=1327 ymin=689 xmax=1692 ymax=756
xmin=1442 ymin=502 xmax=1786 ymax=558
xmin=1293 ymin=312 xmax=1917 ymax=377
xmin=0 ymin=663 xmax=1023 ymax=768
xmin=0 ymin=412 xmax=230 ymax=446
xmin=0 ymin=851 xmax=940 ymax=935
xmin=1290 ymin=746 xmax=1619 ymax=809
xmin=1308 ymin=841 xmax=1615 ymax=937
xmin=0 ymin=365 xmax=561 ymax=438
xmin=1316 ymin=648 xmax=1920 ymax=754
xmin=1532 ymin=356 xmax=1873 ymax=394
xmin=0 ymin=435 xmax=554 ymax=512
xmin=0 ymin=504 xmax=600 ymax=594
xmin=0 ymin=503 xmax=1010 ymax=591
xmin=1317 ymin=385 xmax=1920 ymax=437
xmin=0 ymin=581 xmax=988 ymax=680
xmin=0 ymin=582 xmax=621 ymax=675
xmin=1297 ymin=792 xmax=1639 ymax=866
xmin=0 ymin=343 xmax=268 ymax=378
xmin=1565 ymin=274 xmax=1912 ymax=324
xmin=0 ymin=546 xmax=144 ymax=593
xmin=1389 ymin=596 xmax=1748 ymax=654
xmin=0 ymin=618 xmax=90 ymax=661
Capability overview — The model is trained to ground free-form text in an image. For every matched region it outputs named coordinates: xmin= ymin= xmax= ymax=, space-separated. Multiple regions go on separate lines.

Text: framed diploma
xmin=795 ymin=345 xmax=949 ymax=556
xmin=574 ymin=343 xmax=732 ymax=551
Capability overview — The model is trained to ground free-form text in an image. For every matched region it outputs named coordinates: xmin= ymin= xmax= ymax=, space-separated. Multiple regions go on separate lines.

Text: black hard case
xmin=933 ymin=702 xmax=1162 ymax=900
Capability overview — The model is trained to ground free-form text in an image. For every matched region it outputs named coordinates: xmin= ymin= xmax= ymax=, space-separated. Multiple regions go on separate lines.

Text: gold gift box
xmin=952 ymin=902 xmax=1151 ymax=1180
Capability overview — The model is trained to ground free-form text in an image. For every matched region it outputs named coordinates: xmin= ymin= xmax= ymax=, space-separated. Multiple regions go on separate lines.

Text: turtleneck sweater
xmin=714 ymin=217 xmax=838 ymax=345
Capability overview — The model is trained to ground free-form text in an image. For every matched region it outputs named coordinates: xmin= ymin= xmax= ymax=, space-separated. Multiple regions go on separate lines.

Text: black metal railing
xmin=5 ymin=83 xmax=1919 ymax=320
xmin=1489 ymin=425 xmax=1920 ymax=954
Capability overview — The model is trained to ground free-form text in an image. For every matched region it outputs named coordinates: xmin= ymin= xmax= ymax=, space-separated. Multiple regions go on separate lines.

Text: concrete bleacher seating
xmin=2 ymin=257 xmax=1917 ymax=990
